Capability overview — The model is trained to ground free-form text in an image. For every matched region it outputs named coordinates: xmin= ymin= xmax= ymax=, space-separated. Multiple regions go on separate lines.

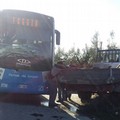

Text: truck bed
xmin=58 ymin=68 xmax=120 ymax=85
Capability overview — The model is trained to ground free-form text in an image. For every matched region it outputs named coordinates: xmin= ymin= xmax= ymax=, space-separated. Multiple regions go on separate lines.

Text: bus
xmin=0 ymin=9 xmax=60 ymax=94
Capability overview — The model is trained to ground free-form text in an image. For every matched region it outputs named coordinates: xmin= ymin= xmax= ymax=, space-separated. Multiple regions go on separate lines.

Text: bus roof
xmin=0 ymin=9 xmax=54 ymax=20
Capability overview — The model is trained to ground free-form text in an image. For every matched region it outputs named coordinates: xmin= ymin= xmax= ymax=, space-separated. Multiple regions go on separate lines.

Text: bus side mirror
xmin=55 ymin=30 xmax=60 ymax=45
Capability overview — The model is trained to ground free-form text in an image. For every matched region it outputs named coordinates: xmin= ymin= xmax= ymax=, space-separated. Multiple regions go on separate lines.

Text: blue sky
xmin=1 ymin=0 xmax=120 ymax=51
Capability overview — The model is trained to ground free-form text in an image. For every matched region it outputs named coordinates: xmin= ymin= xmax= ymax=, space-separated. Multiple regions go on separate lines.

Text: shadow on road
xmin=75 ymin=95 xmax=120 ymax=120
xmin=56 ymin=94 xmax=120 ymax=120
xmin=0 ymin=94 xmax=80 ymax=120
xmin=0 ymin=93 xmax=49 ymax=106
xmin=2 ymin=93 xmax=120 ymax=120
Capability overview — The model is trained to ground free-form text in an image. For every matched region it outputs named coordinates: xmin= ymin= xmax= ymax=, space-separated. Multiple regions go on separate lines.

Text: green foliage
xmin=54 ymin=47 xmax=66 ymax=63
xmin=55 ymin=47 xmax=81 ymax=65
xmin=55 ymin=31 xmax=119 ymax=66
xmin=107 ymin=30 xmax=118 ymax=49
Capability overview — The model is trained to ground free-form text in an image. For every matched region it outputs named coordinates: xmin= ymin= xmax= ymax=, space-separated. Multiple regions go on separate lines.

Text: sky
xmin=1 ymin=0 xmax=120 ymax=51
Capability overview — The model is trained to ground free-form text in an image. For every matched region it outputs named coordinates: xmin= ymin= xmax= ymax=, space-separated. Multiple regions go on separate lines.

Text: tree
xmin=107 ymin=30 xmax=117 ymax=49
xmin=55 ymin=32 xmax=100 ymax=66
xmin=55 ymin=47 xmax=82 ymax=65
xmin=66 ymin=47 xmax=81 ymax=64
xmin=55 ymin=31 xmax=119 ymax=67
xmin=81 ymin=32 xmax=101 ymax=65
xmin=92 ymin=32 xmax=99 ymax=49
xmin=54 ymin=47 xmax=66 ymax=63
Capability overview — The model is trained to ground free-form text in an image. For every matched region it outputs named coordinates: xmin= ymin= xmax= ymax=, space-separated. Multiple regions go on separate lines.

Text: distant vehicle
xmin=0 ymin=9 xmax=60 ymax=94
xmin=58 ymin=49 xmax=120 ymax=102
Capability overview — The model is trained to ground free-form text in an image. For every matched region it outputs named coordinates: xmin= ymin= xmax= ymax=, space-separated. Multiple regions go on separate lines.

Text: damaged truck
xmin=58 ymin=49 xmax=120 ymax=102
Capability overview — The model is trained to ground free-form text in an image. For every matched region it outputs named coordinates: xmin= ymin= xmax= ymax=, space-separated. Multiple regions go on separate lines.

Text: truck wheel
xmin=78 ymin=92 xmax=91 ymax=103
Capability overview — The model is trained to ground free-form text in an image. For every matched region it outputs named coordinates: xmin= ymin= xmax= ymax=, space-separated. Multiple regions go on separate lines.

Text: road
xmin=0 ymin=93 xmax=91 ymax=120
xmin=0 ymin=93 xmax=120 ymax=120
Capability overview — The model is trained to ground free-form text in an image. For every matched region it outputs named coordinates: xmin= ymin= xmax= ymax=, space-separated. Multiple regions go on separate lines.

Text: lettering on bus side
xmin=0 ymin=83 xmax=8 ymax=88
xmin=19 ymin=84 xmax=28 ymax=89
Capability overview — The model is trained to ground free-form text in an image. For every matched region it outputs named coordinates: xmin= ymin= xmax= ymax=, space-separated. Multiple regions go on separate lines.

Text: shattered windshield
xmin=0 ymin=10 xmax=53 ymax=71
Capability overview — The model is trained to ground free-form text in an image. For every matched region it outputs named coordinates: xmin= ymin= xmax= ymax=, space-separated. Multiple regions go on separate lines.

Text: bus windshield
xmin=0 ymin=10 xmax=54 ymax=71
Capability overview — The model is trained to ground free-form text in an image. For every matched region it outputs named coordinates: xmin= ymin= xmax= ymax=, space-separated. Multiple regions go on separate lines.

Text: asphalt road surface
xmin=0 ymin=93 xmax=91 ymax=120
xmin=0 ymin=93 xmax=120 ymax=120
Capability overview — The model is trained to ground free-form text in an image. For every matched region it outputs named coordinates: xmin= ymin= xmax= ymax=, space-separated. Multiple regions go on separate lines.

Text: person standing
xmin=47 ymin=61 xmax=66 ymax=107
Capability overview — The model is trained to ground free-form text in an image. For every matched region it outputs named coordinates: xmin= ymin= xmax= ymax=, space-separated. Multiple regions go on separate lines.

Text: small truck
xmin=58 ymin=49 xmax=120 ymax=102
